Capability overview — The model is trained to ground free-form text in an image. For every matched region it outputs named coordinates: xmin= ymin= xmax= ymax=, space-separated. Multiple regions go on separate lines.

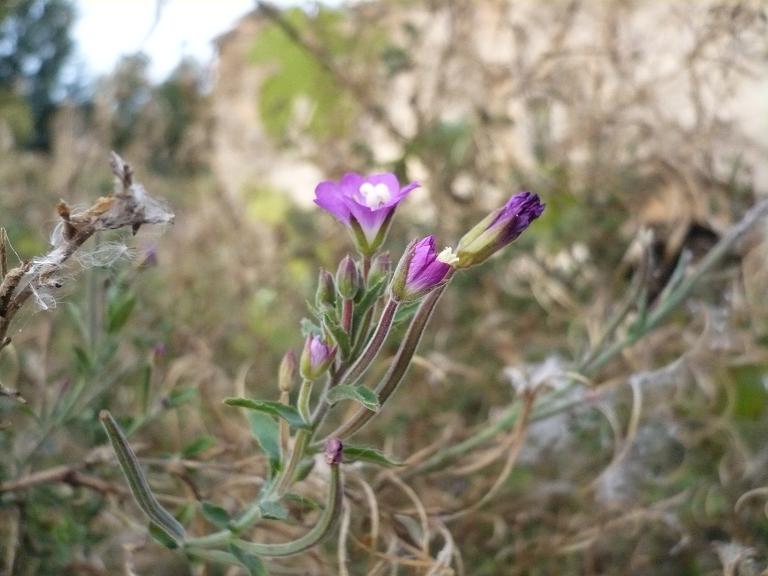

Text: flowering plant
xmin=101 ymin=171 xmax=544 ymax=570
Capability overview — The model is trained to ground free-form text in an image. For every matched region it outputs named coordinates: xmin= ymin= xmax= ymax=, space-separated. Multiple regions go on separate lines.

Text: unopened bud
xmin=335 ymin=255 xmax=361 ymax=300
xmin=278 ymin=350 xmax=297 ymax=392
xmin=315 ymin=269 xmax=336 ymax=309
xmin=300 ymin=335 xmax=336 ymax=381
xmin=324 ymin=437 xmax=344 ymax=465
xmin=368 ymin=251 xmax=391 ymax=285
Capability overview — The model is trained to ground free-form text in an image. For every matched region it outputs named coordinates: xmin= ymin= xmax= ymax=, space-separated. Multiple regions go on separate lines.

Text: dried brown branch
xmin=0 ymin=153 xmax=173 ymax=353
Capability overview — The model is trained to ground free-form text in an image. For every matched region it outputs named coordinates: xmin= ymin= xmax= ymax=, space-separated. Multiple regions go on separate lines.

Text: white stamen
xmin=437 ymin=247 xmax=459 ymax=266
xmin=359 ymin=182 xmax=392 ymax=209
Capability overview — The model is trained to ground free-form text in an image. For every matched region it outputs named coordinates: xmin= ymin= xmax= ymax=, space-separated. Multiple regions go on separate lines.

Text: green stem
xmin=326 ymin=282 xmax=449 ymax=441
xmin=340 ymin=297 xmax=398 ymax=388
xmin=273 ymin=430 xmax=310 ymax=497
xmin=232 ymin=465 xmax=342 ymax=557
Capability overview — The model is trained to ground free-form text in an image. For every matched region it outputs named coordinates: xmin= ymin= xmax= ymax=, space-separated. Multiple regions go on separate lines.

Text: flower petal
xmin=315 ymin=181 xmax=351 ymax=224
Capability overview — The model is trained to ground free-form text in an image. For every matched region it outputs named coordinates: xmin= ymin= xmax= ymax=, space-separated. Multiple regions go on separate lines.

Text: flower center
xmin=359 ymin=182 xmax=392 ymax=209
xmin=437 ymin=247 xmax=459 ymax=266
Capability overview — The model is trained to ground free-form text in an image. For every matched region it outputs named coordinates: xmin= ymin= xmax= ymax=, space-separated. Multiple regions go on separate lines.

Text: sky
xmin=73 ymin=0 xmax=299 ymax=81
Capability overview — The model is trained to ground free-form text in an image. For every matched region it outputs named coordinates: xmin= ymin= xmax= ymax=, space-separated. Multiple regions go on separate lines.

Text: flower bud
xmin=278 ymin=350 xmax=297 ymax=392
xmin=300 ymin=335 xmax=336 ymax=380
xmin=368 ymin=251 xmax=391 ymax=286
xmin=456 ymin=192 xmax=545 ymax=268
xmin=335 ymin=255 xmax=361 ymax=300
xmin=315 ymin=269 xmax=336 ymax=309
xmin=324 ymin=437 xmax=344 ymax=465
xmin=390 ymin=236 xmax=456 ymax=302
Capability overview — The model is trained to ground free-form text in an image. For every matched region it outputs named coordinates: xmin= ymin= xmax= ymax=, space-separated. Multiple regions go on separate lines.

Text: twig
xmin=0 ymin=153 xmax=173 ymax=353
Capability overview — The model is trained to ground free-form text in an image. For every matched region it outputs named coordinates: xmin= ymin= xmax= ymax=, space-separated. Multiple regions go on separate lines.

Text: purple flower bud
xmin=324 ymin=437 xmax=344 ymax=465
xmin=315 ymin=269 xmax=336 ymax=309
xmin=300 ymin=334 xmax=336 ymax=380
xmin=390 ymin=236 xmax=456 ymax=302
xmin=456 ymin=192 xmax=545 ymax=268
xmin=335 ymin=255 xmax=360 ymax=300
xmin=278 ymin=350 xmax=297 ymax=392
xmin=314 ymin=172 xmax=419 ymax=256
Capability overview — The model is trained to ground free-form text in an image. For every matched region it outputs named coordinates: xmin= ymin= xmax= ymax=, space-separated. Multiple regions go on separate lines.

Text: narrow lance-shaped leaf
xmin=100 ymin=410 xmax=186 ymax=544
xmin=224 ymin=398 xmax=311 ymax=430
xmin=326 ymin=384 xmax=380 ymax=412
xmin=342 ymin=444 xmax=403 ymax=467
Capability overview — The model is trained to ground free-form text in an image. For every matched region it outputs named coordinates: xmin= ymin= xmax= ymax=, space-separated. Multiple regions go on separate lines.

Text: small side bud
xmin=278 ymin=350 xmax=297 ymax=392
xmin=335 ymin=255 xmax=361 ymax=300
xmin=368 ymin=251 xmax=391 ymax=285
xmin=315 ymin=269 xmax=336 ymax=309
xmin=324 ymin=437 xmax=344 ymax=465
xmin=300 ymin=335 xmax=336 ymax=381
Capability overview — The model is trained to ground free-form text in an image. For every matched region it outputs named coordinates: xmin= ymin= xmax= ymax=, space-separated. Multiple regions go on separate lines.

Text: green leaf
xmin=326 ymin=385 xmax=380 ymax=412
xmin=393 ymin=299 xmax=421 ymax=327
xmin=224 ymin=398 xmax=310 ymax=430
xmin=106 ymin=293 xmax=136 ymax=333
xmin=229 ymin=544 xmax=270 ymax=576
xmin=322 ymin=314 xmax=351 ymax=359
xmin=258 ymin=500 xmax=289 ymax=521
xmin=139 ymin=363 xmax=152 ymax=415
xmin=201 ymin=502 xmax=231 ymax=529
xmin=100 ymin=411 xmax=186 ymax=545
xmin=181 ymin=435 xmax=216 ymax=458
xmin=166 ymin=387 xmax=197 ymax=408
xmin=283 ymin=492 xmax=321 ymax=511
xmin=355 ymin=274 xmax=387 ymax=315
xmin=343 ymin=444 xmax=403 ymax=467
xmin=73 ymin=346 xmax=92 ymax=375
xmin=248 ymin=412 xmax=281 ymax=475
xmin=148 ymin=522 xmax=179 ymax=549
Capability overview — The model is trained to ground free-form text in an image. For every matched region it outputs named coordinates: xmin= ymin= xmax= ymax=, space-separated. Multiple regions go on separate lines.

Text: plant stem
xmin=341 ymin=298 xmax=353 ymax=333
xmin=326 ymin=281 xmax=450 ymax=441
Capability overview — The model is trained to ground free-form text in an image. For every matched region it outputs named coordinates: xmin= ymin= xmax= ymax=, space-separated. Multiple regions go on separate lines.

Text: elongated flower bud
xmin=300 ymin=335 xmax=335 ymax=380
xmin=335 ymin=255 xmax=360 ymax=299
xmin=278 ymin=350 xmax=297 ymax=392
xmin=315 ymin=269 xmax=336 ymax=309
xmin=456 ymin=192 xmax=545 ymax=268
xmin=390 ymin=236 xmax=456 ymax=302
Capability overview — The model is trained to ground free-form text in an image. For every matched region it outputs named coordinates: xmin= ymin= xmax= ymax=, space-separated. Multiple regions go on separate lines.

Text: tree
xmin=0 ymin=0 xmax=76 ymax=149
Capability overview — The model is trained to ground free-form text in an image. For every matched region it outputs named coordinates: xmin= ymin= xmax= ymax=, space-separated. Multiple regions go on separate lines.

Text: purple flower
xmin=324 ymin=437 xmax=344 ymax=465
xmin=456 ymin=192 xmax=545 ymax=268
xmin=315 ymin=172 xmax=419 ymax=255
xmin=390 ymin=236 xmax=456 ymax=302
xmin=300 ymin=335 xmax=336 ymax=380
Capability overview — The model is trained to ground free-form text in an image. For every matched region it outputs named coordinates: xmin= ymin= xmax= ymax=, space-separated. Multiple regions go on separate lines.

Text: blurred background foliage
xmin=1 ymin=0 xmax=767 ymax=574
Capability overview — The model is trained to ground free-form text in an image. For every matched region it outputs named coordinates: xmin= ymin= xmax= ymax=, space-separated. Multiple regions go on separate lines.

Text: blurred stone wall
xmin=211 ymin=0 xmax=768 ymax=234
